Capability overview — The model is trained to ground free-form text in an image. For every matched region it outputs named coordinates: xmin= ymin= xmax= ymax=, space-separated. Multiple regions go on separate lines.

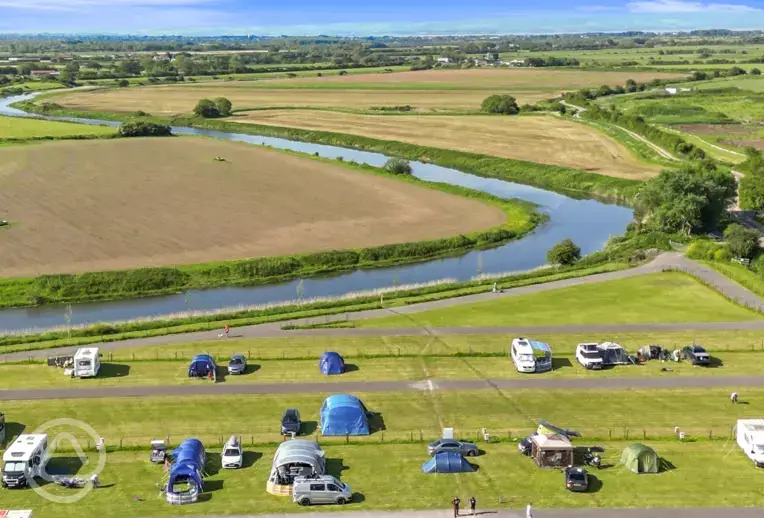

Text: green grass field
xmin=3 ymin=440 xmax=763 ymax=518
xmin=608 ymin=89 xmax=764 ymax=123
xmin=0 ymin=115 xmax=115 ymax=139
xmin=682 ymin=76 xmax=764 ymax=93
xmin=360 ymin=273 xmax=762 ymax=328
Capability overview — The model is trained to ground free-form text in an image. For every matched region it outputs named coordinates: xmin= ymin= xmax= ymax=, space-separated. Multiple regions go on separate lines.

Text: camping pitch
xmin=320 ymin=394 xmax=370 ymax=436
xmin=319 ymin=352 xmax=345 ymax=375
xmin=621 ymin=443 xmax=660 ymax=474
xmin=188 ymin=354 xmax=216 ymax=379
xmin=421 ymin=451 xmax=475 ymax=474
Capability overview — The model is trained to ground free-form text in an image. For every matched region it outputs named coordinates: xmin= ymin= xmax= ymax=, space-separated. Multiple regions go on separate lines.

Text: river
xmin=0 ymin=93 xmax=632 ymax=331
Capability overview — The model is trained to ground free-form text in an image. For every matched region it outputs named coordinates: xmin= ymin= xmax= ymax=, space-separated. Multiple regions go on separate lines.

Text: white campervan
xmin=510 ymin=338 xmax=552 ymax=373
xmin=737 ymin=419 xmax=764 ymax=467
xmin=2 ymin=434 xmax=48 ymax=489
xmin=73 ymin=347 xmax=101 ymax=378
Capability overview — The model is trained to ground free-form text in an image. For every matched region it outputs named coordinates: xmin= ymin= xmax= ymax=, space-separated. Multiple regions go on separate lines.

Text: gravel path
xmin=3 ymin=374 xmax=762 ymax=401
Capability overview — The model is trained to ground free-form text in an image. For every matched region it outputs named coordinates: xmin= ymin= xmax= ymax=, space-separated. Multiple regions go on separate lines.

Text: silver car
xmin=228 ymin=354 xmax=247 ymax=375
xmin=292 ymin=475 xmax=352 ymax=506
xmin=427 ymin=438 xmax=479 ymax=457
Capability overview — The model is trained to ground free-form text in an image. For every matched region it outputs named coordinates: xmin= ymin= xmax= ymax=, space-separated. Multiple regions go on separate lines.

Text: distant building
xmin=664 ymin=87 xmax=678 ymax=95
xmin=508 ymin=59 xmax=526 ymax=67
xmin=152 ymin=54 xmax=171 ymax=62
xmin=437 ymin=57 xmax=452 ymax=64
xmin=30 ymin=70 xmax=59 ymax=77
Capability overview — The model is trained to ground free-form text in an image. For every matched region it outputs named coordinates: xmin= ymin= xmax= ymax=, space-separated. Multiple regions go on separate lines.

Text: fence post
xmin=175 ymin=352 xmax=178 ymax=360
xmin=381 ymin=432 xmax=384 ymax=443
xmin=410 ymin=432 xmax=413 ymax=442
xmin=345 ymin=434 xmax=349 ymax=444
xmin=609 ymin=429 xmax=612 ymax=440
xmin=120 ymin=438 xmax=123 ymax=448
xmin=420 ymin=430 xmax=423 ymax=442
xmin=643 ymin=430 xmax=646 ymax=439
xmin=132 ymin=352 xmax=135 ymax=361
xmin=709 ymin=430 xmax=713 ymax=440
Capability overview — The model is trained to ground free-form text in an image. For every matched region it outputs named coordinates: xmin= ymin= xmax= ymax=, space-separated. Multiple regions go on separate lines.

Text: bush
xmin=686 ymin=240 xmax=723 ymax=261
xmin=547 ymin=238 xmax=581 ymax=266
xmin=213 ymin=97 xmax=233 ymax=117
xmin=384 ymin=158 xmax=412 ymax=175
xmin=714 ymin=248 xmax=732 ymax=262
xmin=752 ymin=68 xmax=762 ymax=76
xmin=724 ymin=223 xmax=761 ymax=259
xmin=193 ymin=98 xmax=220 ymax=118
xmin=131 ymin=110 xmax=150 ymax=117
xmin=481 ymin=94 xmax=519 ymax=115
xmin=117 ymin=79 xmax=129 ymax=87
xmin=118 ymin=121 xmax=172 ymax=137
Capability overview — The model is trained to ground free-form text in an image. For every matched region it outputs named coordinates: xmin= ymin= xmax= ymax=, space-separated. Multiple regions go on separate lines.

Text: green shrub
xmin=547 ymin=238 xmax=581 ymax=266
xmin=481 ymin=94 xmax=519 ymax=115
xmin=384 ymin=158 xmax=412 ymax=175
xmin=32 ymin=268 xmax=189 ymax=301
xmin=193 ymin=98 xmax=220 ymax=118
xmin=213 ymin=97 xmax=233 ymax=117
xmin=714 ymin=248 xmax=732 ymax=262
xmin=118 ymin=121 xmax=172 ymax=137
xmin=298 ymin=250 xmax=360 ymax=268
xmin=686 ymin=240 xmax=723 ymax=260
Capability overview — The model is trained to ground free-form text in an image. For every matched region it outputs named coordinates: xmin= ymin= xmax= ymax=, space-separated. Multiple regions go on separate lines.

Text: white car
xmin=576 ymin=343 xmax=603 ymax=370
xmin=221 ymin=436 xmax=243 ymax=469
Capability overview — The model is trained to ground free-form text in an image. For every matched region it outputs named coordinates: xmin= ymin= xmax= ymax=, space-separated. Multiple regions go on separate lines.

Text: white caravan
xmin=73 ymin=347 xmax=101 ymax=378
xmin=2 ymin=434 xmax=48 ymax=489
xmin=736 ymin=419 xmax=764 ymax=467
xmin=510 ymin=338 xmax=552 ymax=373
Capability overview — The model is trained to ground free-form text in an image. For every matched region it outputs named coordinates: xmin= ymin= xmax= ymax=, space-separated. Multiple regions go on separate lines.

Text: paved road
xmin=3 ymin=374 xmax=762 ymax=401
xmin=5 ymin=252 xmax=761 ymax=364
xmin=160 ymin=508 xmax=764 ymax=518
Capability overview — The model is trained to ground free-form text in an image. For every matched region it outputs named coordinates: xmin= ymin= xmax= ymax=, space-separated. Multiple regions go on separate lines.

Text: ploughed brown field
xmin=51 ymin=68 xmax=683 ymax=114
xmin=233 ymin=110 xmax=660 ymax=179
xmin=0 ymin=138 xmax=504 ymax=277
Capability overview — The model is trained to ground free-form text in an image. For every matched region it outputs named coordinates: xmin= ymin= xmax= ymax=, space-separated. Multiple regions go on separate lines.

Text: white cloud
xmin=627 ymin=0 xmax=760 ymax=13
xmin=0 ymin=0 xmax=214 ymax=11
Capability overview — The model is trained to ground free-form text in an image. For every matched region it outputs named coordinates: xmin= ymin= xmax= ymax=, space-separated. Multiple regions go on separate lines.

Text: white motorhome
xmin=737 ymin=419 xmax=764 ymax=467
xmin=2 ymin=434 xmax=48 ymax=489
xmin=73 ymin=347 xmax=101 ymax=378
xmin=510 ymin=338 xmax=552 ymax=373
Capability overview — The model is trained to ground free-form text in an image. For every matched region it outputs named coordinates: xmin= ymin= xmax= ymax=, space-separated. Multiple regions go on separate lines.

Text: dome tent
xmin=188 ymin=354 xmax=216 ymax=378
xmin=320 ymin=394 xmax=370 ymax=436
xmin=621 ymin=443 xmax=660 ymax=474
xmin=319 ymin=352 xmax=345 ymax=375
xmin=421 ymin=451 xmax=475 ymax=474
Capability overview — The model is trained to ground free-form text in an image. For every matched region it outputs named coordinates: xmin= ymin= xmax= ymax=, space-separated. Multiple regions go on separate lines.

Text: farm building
xmin=319 ymin=352 xmax=345 ymax=375
xmin=266 ymin=439 xmax=326 ymax=496
xmin=320 ymin=394 xmax=370 ymax=436
xmin=421 ymin=451 xmax=475 ymax=473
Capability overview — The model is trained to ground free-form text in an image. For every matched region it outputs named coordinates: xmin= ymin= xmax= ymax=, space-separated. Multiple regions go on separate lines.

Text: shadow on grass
xmin=243 ymin=364 xmax=260 ymax=375
xmin=326 ymin=458 xmax=349 ymax=480
xmin=343 ymin=364 xmax=359 ymax=373
xmin=242 ymin=451 xmax=262 ymax=469
xmin=587 ymin=474 xmax=603 ymax=493
xmin=215 ymin=368 xmax=227 ymax=383
xmin=204 ymin=479 xmax=224 ymax=492
xmin=552 ymin=358 xmax=572 ymax=371
xmin=661 ymin=458 xmax=677 ymax=472
xmin=206 ymin=453 xmax=222 ymax=475
xmin=368 ymin=412 xmax=386 ymax=433
xmin=301 ymin=421 xmax=318 ymax=436
xmin=351 ymin=492 xmax=366 ymax=503
xmin=97 ymin=363 xmax=130 ymax=379
xmin=705 ymin=357 xmax=724 ymax=368
xmin=3 ymin=421 xmax=26 ymax=444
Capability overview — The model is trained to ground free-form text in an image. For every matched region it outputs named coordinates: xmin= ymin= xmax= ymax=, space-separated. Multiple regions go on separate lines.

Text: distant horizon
xmin=1 ymin=0 xmax=764 ymax=36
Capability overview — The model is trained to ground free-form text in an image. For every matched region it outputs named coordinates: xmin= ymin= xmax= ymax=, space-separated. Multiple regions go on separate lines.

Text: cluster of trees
xmin=523 ymin=57 xmax=580 ymax=67
xmin=118 ymin=121 xmax=172 ymax=137
xmin=481 ymin=94 xmax=520 ymax=115
xmin=547 ymin=239 xmax=582 ymax=266
xmin=582 ymin=105 xmax=706 ymax=160
xmin=384 ymin=158 xmax=412 ymax=175
xmin=634 ymin=162 xmax=736 ymax=236
xmin=739 ymin=148 xmax=764 ymax=211
xmin=193 ymin=97 xmax=233 ymax=118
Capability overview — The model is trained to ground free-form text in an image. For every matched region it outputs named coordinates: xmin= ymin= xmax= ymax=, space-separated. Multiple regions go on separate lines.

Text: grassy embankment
xmin=0 ymin=114 xmax=115 ymax=143
xmin=360 ymin=272 xmax=763 ymax=328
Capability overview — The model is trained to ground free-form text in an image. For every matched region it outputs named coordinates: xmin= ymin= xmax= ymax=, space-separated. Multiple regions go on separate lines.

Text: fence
xmin=2 ymin=426 xmax=737 ymax=454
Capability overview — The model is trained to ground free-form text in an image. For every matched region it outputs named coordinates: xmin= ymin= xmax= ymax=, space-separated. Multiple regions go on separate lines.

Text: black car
xmin=682 ymin=345 xmax=711 ymax=365
xmin=564 ymin=466 xmax=589 ymax=492
xmin=281 ymin=408 xmax=301 ymax=436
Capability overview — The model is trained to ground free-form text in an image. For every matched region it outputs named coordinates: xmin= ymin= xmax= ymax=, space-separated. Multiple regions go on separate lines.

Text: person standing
xmin=731 ymin=392 xmax=739 ymax=404
xmin=224 ymin=323 xmax=230 ymax=339
xmin=526 ymin=502 xmax=533 ymax=518
xmin=452 ymin=496 xmax=461 ymax=517
xmin=469 ymin=496 xmax=476 ymax=515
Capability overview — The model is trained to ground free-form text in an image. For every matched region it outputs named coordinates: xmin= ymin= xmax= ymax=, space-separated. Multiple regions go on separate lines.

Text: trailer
xmin=737 ymin=419 xmax=764 ymax=467
xmin=73 ymin=348 xmax=101 ymax=378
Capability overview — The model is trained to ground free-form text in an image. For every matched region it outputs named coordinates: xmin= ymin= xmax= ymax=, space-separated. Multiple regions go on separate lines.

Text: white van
xmin=510 ymin=338 xmax=552 ymax=373
xmin=737 ymin=419 xmax=764 ymax=467
xmin=292 ymin=474 xmax=352 ymax=506
xmin=2 ymin=434 xmax=49 ymax=489
xmin=73 ymin=347 xmax=101 ymax=378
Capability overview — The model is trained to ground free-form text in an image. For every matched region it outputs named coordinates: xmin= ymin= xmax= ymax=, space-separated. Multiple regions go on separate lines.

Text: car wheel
xmin=468 ymin=450 xmax=478 ymax=457
xmin=337 ymin=497 xmax=346 ymax=505
xmin=299 ymin=497 xmax=311 ymax=506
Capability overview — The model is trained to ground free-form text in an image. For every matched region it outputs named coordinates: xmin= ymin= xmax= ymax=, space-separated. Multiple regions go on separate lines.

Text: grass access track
xmin=17 ymin=98 xmax=642 ymax=201
xmin=0 ymin=146 xmax=539 ymax=308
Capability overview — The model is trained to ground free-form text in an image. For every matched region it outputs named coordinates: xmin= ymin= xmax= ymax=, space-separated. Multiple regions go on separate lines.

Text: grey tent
xmin=421 ymin=452 xmax=475 ymax=474
xmin=268 ymin=440 xmax=326 ymax=488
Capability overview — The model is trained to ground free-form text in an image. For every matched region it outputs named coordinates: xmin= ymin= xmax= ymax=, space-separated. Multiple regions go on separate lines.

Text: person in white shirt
xmin=526 ymin=502 xmax=533 ymax=518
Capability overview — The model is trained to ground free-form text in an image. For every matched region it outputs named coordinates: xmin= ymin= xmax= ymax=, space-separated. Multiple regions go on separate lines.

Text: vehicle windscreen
xmin=78 ymin=360 xmax=92 ymax=367
xmin=224 ymin=449 xmax=239 ymax=456
xmin=581 ymin=351 xmax=601 ymax=359
xmin=284 ymin=412 xmax=297 ymax=422
xmin=3 ymin=461 xmax=24 ymax=473
xmin=519 ymin=354 xmax=534 ymax=362
xmin=693 ymin=347 xmax=707 ymax=353
xmin=230 ymin=358 xmax=243 ymax=365
xmin=568 ymin=472 xmax=586 ymax=482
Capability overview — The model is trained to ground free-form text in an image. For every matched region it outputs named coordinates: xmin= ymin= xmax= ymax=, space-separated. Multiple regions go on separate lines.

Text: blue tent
xmin=421 ymin=452 xmax=475 ymax=474
xmin=320 ymin=394 xmax=370 ymax=436
xmin=319 ymin=352 xmax=345 ymax=375
xmin=167 ymin=439 xmax=206 ymax=502
xmin=188 ymin=354 xmax=216 ymax=378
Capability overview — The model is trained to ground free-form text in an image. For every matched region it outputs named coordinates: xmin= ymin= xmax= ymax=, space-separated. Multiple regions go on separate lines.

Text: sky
xmin=1 ymin=0 xmax=764 ymax=36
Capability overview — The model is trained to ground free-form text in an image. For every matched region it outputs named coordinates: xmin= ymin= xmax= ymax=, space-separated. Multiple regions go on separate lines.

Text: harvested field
xmin=51 ymin=69 xmax=683 ymax=114
xmin=52 ymin=86 xmax=550 ymax=113
xmin=676 ymin=123 xmax=756 ymax=136
xmin=724 ymin=139 xmax=764 ymax=150
xmin=0 ymin=138 xmax=504 ymax=277
xmin=233 ymin=110 xmax=660 ymax=179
